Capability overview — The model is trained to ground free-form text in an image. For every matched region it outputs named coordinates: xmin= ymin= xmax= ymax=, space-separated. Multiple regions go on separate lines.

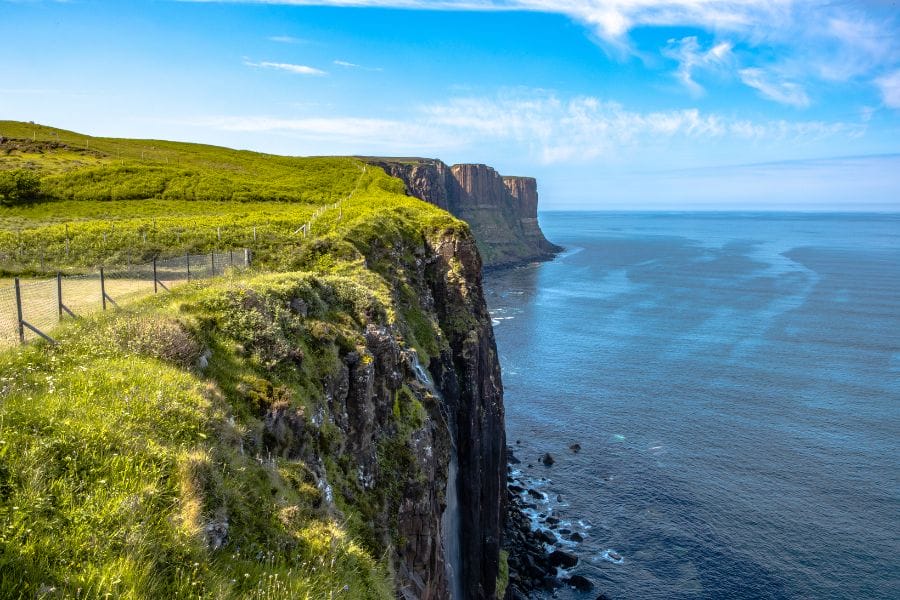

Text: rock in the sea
xmin=548 ymin=550 xmax=578 ymax=569
xmin=564 ymin=575 xmax=594 ymax=592
xmin=527 ymin=488 xmax=544 ymax=500
xmin=569 ymin=532 xmax=584 ymax=542
xmin=536 ymin=529 xmax=557 ymax=545
xmin=569 ymin=443 xmax=582 ymax=453
xmin=540 ymin=452 xmax=555 ymax=466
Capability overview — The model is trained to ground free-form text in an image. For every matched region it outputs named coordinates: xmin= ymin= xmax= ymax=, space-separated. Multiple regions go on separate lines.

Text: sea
xmin=484 ymin=212 xmax=900 ymax=600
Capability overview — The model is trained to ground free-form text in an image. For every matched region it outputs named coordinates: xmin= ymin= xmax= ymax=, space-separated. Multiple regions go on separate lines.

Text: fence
xmin=0 ymin=249 xmax=250 ymax=347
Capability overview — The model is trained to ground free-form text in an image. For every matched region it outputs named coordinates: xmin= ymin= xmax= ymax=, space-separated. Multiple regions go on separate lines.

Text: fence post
xmin=57 ymin=273 xmax=63 ymax=317
xmin=210 ymin=252 xmax=215 ymax=276
xmin=14 ymin=277 xmax=25 ymax=344
xmin=244 ymin=248 xmax=251 ymax=268
xmin=100 ymin=267 xmax=107 ymax=311
xmin=229 ymin=249 xmax=234 ymax=267
xmin=186 ymin=253 xmax=191 ymax=282
xmin=153 ymin=258 xmax=158 ymax=293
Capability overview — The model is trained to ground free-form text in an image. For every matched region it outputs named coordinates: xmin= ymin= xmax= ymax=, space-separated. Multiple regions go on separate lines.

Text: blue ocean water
xmin=486 ymin=212 xmax=900 ymax=600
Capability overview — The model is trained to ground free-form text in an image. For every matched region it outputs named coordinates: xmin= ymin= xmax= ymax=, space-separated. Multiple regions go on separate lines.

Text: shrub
xmin=0 ymin=169 xmax=40 ymax=206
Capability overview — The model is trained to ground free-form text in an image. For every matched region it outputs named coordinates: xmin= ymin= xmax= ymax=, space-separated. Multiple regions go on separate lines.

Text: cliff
xmin=0 ymin=154 xmax=505 ymax=599
xmin=364 ymin=158 xmax=561 ymax=269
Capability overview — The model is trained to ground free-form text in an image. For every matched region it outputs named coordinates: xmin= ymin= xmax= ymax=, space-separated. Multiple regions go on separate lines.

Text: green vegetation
xmin=0 ymin=122 xmax=472 ymax=598
xmin=0 ymin=121 xmax=363 ymax=204
xmin=0 ymin=169 xmax=40 ymax=206
xmin=496 ymin=550 xmax=510 ymax=599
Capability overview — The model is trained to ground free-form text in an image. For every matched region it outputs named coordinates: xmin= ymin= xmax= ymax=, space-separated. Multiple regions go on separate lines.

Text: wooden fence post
xmin=100 ymin=268 xmax=107 ymax=311
xmin=14 ymin=277 xmax=24 ymax=344
xmin=153 ymin=258 xmax=158 ymax=293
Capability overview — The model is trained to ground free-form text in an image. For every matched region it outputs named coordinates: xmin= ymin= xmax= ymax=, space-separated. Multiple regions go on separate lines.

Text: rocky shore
xmin=502 ymin=448 xmax=605 ymax=599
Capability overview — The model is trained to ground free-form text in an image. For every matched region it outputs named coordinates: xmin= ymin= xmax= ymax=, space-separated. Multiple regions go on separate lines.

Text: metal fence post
xmin=244 ymin=248 xmax=251 ymax=268
xmin=57 ymin=273 xmax=63 ymax=317
xmin=14 ymin=277 xmax=25 ymax=344
xmin=186 ymin=253 xmax=191 ymax=282
xmin=229 ymin=249 xmax=234 ymax=267
xmin=100 ymin=267 xmax=107 ymax=310
xmin=153 ymin=258 xmax=158 ymax=293
xmin=210 ymin=252 xmax=215 ymax=276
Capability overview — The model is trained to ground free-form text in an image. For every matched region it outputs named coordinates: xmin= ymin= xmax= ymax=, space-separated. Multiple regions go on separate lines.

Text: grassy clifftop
xmin=0 ymin=124 xmax=475 ymax=598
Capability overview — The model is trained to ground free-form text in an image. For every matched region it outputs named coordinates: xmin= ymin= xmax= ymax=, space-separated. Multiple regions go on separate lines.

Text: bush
xmin=0 ymin=169 xmax=40 ymax=206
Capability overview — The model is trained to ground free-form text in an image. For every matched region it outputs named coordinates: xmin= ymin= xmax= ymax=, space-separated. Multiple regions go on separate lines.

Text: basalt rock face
xmin=365 ymin=159 xmax=561 ymax=269
xmin=310 ymin=223 xmax=506 ymax=599
xmin=427 ymin=231 xmax=506 ymax=599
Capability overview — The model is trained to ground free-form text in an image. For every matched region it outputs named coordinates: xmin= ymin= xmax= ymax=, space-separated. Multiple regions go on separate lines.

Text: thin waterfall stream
xmin=411 ymin=353 xmax=463 ymax=600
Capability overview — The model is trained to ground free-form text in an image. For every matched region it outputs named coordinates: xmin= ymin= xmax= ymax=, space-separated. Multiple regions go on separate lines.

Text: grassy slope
xmin=0 ymin=121 xmax=373 ymax=274
xmin=0 ymin=124 xmax=469 ymax=598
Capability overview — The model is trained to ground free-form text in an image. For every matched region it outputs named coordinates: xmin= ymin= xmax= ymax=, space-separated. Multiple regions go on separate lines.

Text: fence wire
xmin=0 ymin=249 xmax=249 ymax=348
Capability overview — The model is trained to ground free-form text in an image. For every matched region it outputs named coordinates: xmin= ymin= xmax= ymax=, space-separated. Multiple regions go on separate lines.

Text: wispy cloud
xmin=663 ymin=36 xmax=732 ymax=95
xmin=268 ymin=35 xmax=307 ymax=44
xmin=187 ymin=90 xmax=863 ymax=163
xmin=243 ymin=59 xmax=327 ymax=75
xmin=188 ymin=1 xmax=900 ymax=106
xmin=739 ymin=68 xmax=809 ymax=108
xmin=875 ymin=70 xmax=900 ymax=109
xmin=333 ymin=59 xmax=383 ymax=71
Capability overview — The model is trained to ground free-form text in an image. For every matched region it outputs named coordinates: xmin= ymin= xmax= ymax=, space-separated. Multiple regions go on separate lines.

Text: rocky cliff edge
xmin=363 ymin=158 xmax=561 ymax=269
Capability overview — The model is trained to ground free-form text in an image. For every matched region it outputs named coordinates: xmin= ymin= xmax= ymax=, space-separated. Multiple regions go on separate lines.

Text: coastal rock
xmin=569 ymin=443 xmax=581 ymax=453
xmin=549 ymin=550 xmax=579 ymax=569
xmin=540 ymin=452 xmax=555 ymax=466
xmin=564 ymin=575 xmax=594 ymax=592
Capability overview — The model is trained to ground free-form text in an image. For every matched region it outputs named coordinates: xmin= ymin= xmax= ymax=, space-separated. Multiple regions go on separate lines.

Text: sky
xmin=2 ymin=0 xmax=899 ymax=210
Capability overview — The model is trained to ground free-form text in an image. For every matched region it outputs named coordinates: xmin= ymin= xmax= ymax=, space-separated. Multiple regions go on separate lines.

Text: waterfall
xmin=410 ymin=352 xmax=463 ymax=600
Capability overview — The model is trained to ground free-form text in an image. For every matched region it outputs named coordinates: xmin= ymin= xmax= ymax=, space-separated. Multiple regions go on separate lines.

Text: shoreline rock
xmin=501 ymin=459 xmax=601 ymax=598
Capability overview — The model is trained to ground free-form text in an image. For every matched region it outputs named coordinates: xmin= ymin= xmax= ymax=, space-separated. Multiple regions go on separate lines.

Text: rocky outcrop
xmin=364 ymin=158 xmax=561 ymax=269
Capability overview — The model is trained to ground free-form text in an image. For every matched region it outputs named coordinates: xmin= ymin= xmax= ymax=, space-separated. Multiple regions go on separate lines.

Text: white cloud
xmin=663 ymin=36 xmax=733 ymax=95
xmin=875 ymin=70 xmax=900 ymax=109
xmin=188 ymin=90 xmax=862 ymax=163
xmin=191 ymin=0 xmax=900 ymax=106
xmin=333 ymin=59 xmax=383 ymax=71
xmin=268 ymin=35 xmax=307 ymax=43
xmin=738 ymin=68 xmax=809 ymax=107
xmin=181 ymin=1 xmax=791 ymax=44
xmin=243 ymin=60 xmax=327 ymax=75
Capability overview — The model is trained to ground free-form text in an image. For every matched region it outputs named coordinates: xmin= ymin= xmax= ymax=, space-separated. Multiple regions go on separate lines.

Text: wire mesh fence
xmin=0 ymin=249 xmax=249 ymax=348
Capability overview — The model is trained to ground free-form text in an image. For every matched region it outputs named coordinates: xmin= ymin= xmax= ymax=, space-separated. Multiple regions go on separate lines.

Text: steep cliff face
xmin=366 ymin=159 xmax=561 ymax=269
xmin=283 ymin=209 xmax=506 ymax=599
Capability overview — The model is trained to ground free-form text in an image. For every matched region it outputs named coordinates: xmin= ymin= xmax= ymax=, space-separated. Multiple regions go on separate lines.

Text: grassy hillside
xmin=0 ymin=121 xmax=361 ymax=204
xmin=0 ymin=121 xmax=403 ymax=274
xmin=0 ymin=124 xmax=470 ymax=598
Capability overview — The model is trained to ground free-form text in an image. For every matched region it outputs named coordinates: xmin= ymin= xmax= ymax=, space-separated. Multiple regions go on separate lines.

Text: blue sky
xmin=2 ymin=0 xmax=899 ymax=209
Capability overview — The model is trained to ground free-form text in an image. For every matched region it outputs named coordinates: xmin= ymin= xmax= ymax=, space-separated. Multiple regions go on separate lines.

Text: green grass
xmin=1 ymin=121 xmax=363 ymax=204
xmin=0 ymin=122 xmax=475 ymax=599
